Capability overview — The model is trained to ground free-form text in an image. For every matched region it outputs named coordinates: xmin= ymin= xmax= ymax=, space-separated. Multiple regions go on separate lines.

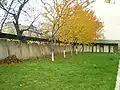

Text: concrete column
xmin=110 ymin=46 xmax=114 ymax=52
xmin=79 ymin=45 xmax=83 ymax=52
xmin=86 ymin=45 xmax=89 ymax=52
xmin=118 ymin=43 xmax=120 ymax=52
xmin=93 ymin=46 xmax=96 ymax=52
xmin=89 ymin=46 xmax=92 ymax=52
xmin=104 ymin=45 xmax=109 ymax=52
xmin=100 ymin=46 xmax=104 ymax=52
xmin=109 ymin=45 xmax=111 ymax=53
xmin=97 ymin=45 xmax=100 ymax=52
xmin=84 ymin=45 xmax=87 ymax=52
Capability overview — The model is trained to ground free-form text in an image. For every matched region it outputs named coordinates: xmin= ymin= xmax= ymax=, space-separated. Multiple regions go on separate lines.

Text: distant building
xmin=2 ymin=22 xmax=16 ymax=35
xmin=2 ymin=22 xmax=42 ymax=38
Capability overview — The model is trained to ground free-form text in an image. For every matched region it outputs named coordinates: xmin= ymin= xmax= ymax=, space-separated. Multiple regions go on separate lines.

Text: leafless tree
xmin=0 ymin=0 xmax=42 ymax=36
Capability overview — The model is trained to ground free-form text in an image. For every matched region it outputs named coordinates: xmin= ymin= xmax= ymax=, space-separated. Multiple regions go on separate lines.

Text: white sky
xmin=91 ymin=0 xmax=120 ymax=40
xmin=32 ymin=0 xmax=120 ymax=40
xmin=1 ymin=0 xmax=120 ymax=40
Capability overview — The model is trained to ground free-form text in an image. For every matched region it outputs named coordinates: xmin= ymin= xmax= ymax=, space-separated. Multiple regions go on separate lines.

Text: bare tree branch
xmin=0 ymin=2 xmax=15 ymax=15
xmin=21 ymin=12 xmax=42 ymax=34
xmin=0 ymin=0 xmax=43 ymax=36
xmin=17 ymin=0 xmax=29 ymax=20
xmin=0 ymin=0 xmax=15 ymax=31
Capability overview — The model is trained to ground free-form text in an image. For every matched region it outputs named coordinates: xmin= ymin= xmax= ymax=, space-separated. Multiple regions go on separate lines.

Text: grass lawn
xmin=0 ymin=53 xmax=119 ymax=90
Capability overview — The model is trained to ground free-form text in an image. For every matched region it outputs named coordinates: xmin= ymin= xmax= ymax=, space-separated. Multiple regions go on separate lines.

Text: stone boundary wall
xmin=0 ymin=39 xmax=71 ymax=60
xmin=0 ymin=39 xmax=118 ymax=60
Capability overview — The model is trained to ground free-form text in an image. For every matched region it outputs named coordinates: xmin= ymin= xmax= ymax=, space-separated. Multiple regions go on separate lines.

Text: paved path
xmin=115 ymin=60 xmax=120 ymax=90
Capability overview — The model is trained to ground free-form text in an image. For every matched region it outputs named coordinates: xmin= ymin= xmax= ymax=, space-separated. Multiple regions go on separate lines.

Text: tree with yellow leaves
xmin=56 ymin=3 xmax=103 ymax=55
xmin=41 ymin=0 xmax=103 ymax=60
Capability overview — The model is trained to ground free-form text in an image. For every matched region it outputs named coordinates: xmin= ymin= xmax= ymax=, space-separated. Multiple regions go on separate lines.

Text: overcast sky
xmin=1 ymin=0 xmax=120 ymax=40
xmin=91 ymin=0 xmax=120 ymax=40
xmin=30 ymin=0 xmax=120 ymax=40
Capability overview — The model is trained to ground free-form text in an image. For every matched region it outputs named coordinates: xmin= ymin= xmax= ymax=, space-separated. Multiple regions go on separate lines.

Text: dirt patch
xmin=0 ymin=55 xmax=22 ymax=64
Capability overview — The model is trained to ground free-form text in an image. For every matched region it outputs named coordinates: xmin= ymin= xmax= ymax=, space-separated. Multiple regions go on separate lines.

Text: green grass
xmin=0 ymin=53 xmax=119 ymax=90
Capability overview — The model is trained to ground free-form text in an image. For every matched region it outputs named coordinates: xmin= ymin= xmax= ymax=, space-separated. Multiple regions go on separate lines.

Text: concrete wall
xmin=0 ymin=39 xmax=72 ymax=60
xmin=0 ymin=39 xmax=9 ymax=60
xmin=0 ymin=39 xmax=118 ymax=60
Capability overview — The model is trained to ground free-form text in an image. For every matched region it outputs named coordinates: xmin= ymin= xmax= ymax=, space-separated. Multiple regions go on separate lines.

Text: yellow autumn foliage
xmin=56 ymin=3 xmax=103 ymax=44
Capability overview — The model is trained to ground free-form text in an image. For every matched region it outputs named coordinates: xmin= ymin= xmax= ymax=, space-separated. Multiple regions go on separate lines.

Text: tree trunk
xmin=72 ymin=44 xmax=74 ymax=52
xmin=13 ymin=21 xmax=23 ymax=37
xmin=51 ymin=39 xmax=54 ymax=61
xmin=76 ymin=45 xmax=78 ymax=54
xmin=17 ymin=30 xmax=22 ymax=37
xmin=71 ymin=44 xmax=73 ymax=56
xmin=52 ymin=50 xmax=54 ymax=61
xmin=63 ymin=46 xmax=66 ymax=58
xmin=82 ymin=44 xmax=84 ymax=52
xmin=71 ymin=44 xmax=74 ymax=56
